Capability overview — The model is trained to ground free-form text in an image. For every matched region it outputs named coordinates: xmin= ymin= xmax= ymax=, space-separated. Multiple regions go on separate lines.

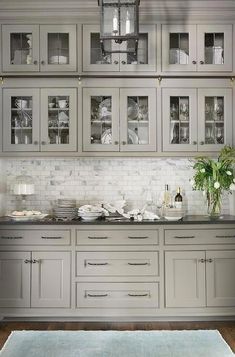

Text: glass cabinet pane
xmin=205 ymin=96 xmax=224 ymax=145
xmin=11 ymin=96 xmax=33 ymax=145
xmin=47 ymin=96 xmax=70 ymax=144
xmin=170 ymin=96 xmax=190 ymax=144
xmin=205 ymin=33 xmax=224 ymax=64
xmin=169 ymin=33 xmax=189 ymax=64
xmin=126 ymin=33 xmax=148 ymax=64
xmin=90 ymin=96 xmax=113 ymax=144
xmin=48 ymin=33 xmax=69 ymax=65
xmin=10 ymin=33 xmax=33 ymax=65
xmin=127 ymin=96 xmax=149 ymax=145
xmin=90 ymin=33 xmax=112 ymax=64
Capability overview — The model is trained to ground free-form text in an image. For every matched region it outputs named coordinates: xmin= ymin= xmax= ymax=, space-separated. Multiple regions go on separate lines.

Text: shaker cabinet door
xmin=0 ymin=252 xmax=31 ymax=308
xmin=83 ymin=88 xmax=120 ymax=151
xmin=3 ymin=88 xmax=40 ymax=152
xmin=198 ymin=88 xmax=232 ymax=151
xmin=40 ymin=88 xmax=77 ymax=151
xmin=162 ymin=88 xmax=198 ymax=151
xmin=2 ymin=25 xmax=40 ymax=72
xmin=39 ymin=25 xmax=77 ymax=72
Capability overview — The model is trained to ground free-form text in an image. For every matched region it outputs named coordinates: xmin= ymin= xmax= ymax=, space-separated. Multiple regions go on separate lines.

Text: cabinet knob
xmin=24 ymin=259 xmax=31 ymax=264
xmin=200 ymin=60 xmax=204 ymax=65
xmin=33 ymin=60 xmax=38 ymax=65
xmin=122 ymin=141 xmax=126 ymax=145
xmin=206 ymin=258 xmax=213 ymax=263
xmin=200 ymin=141 xmax=204 ymax=145
xmin=199 ymin=259 xmax=206 ymax=263
xmin=114 ymin=141 xmax=119 ymax=145
xmin=113 ymin=60 xmax=119 ymax=65
xmin=121 ymin=61 xmax=126 ymax=65
xmin=41 ymin=141 xmax=46 ymax=145
xmin=34 ymin=141 xmax=38 ymax=145
xmin=32 ymin=259 xmax=41 ymax=264
xmin=193 ymin=141 xmax=197 ymax=145
xmin=192 ymin=60 xmax=197 ymax=64
xmin=41 ymin=60 xmax=45 ymax=65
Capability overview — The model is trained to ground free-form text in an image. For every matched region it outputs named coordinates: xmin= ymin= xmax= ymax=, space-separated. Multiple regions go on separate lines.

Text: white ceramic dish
xmin=164 ymin=216 xmax=182 ymax=221
xmin=8 ymin=214 xmax=48 ymax=221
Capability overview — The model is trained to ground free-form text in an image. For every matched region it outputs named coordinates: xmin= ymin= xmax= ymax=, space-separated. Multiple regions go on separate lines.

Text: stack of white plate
xmin=54 ymin=199 xmax=77 ymax=220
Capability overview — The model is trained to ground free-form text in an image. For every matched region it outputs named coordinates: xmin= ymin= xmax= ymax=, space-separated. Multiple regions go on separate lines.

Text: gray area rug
xmin=0 ymin=330 xmax=234 ymax=357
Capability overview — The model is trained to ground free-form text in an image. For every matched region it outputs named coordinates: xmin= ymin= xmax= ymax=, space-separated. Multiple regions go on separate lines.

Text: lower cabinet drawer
xmin=76 ymin=251 xmax=159 ymax=276
xmin=76 ymin=282 xmax=159 ymax=308
xmin=165 ymin=228 xmax=235 ymax=245
xmin=0 ymin=230 xmax=71 ymax=245
xmin=76 ymin=229 xmax=159 ymax=245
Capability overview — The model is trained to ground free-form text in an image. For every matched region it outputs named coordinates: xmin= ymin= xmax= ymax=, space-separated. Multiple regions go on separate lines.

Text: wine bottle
xmin=163 ymin=184 xmax=171 ymax=208
xmin=175 ymin=187 xmax=183 ymax=209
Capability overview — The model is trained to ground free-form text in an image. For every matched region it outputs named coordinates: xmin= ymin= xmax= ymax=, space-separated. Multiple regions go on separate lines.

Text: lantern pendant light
xmin=98 ymin=0 xmax=140 ymax=55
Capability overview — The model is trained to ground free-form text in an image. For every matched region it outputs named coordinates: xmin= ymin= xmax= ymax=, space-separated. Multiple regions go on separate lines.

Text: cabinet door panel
xmin=3 ymin=88 xmax=40 ymax=152
xmin=83 ymin=25 xmax=119 ymax=72
xmin=41 ymin=88 xmax=77 ymax=151
xmin=40 ymin=25 xmax=77 ymax=72
xmin=0 ymin=252 xmax=30 ymax=307
xmin=165 ymin=251 xmax=206 ymax=308
xmin=162 ymin=88 xmax=197 ymax=151
xmin=198 ymin=88 xmax=232 ymax=151
xmin=120 ymin=88 xmax=156 ymax=151
xmin=162 ymin=25 xmax=197 ymax=72
xmin=83 ymin=88 xmax=120 ymax=151
xmin=2 ymin=25 xmax=40 ymax=72
xmin=31 ymin=251 xmax=70 ymax=308
xmin=206 ymin=250 xmax=235 ymax=307
xmin=197 ymin=25 xmax=232 ymax=72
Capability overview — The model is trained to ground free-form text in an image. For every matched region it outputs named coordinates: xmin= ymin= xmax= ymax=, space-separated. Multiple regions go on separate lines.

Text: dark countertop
xmin=0 ymin=215 xmax=235 ymax=225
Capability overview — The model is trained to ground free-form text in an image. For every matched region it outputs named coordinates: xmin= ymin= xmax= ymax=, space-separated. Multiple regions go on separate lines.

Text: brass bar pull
xmin=87 ymin=262 xmax=109 ymax=266
xmin=87 ymin=294 xmax=108 ymax=298
xmin=41 ymin=236 xmax=62 ymax=239
xmin=1 ymin=236 xmax=23 ymax=239
xmin=128 ymin=236 xmax=149 ymax=239
xmin=128 ymin=262 xmax=149 ymax=266
xmin=128 ymin=293 xmax=149 ymax=297
xmin=174 ymin=236 xmax=195 ymax=239
xmin=88 ymin=236 xmax=108 ymax=240
xmin=215 ymin=235 xmax=235 ymax=238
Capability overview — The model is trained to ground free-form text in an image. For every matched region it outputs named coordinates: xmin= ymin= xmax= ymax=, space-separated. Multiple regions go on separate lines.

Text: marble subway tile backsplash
xmin=1 ymin=158 xmax=229 ymax=215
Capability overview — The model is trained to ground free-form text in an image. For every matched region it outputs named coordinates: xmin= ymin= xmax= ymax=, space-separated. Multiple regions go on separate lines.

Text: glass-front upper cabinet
xmin=197 ymin=25 xmax=232 ymax=72
xmin=162 ymin=89 xmax=197 ymax=152
xmin=198 ymin=88 xmax=232 ymax=151
xmin=2 ymin=25 xmax=40 ymax=72
xmin=2 ymin=25 xmax=77 ymax=72
xmin=162 ymin=25 xmax=197 ymax=72
xmin=83 ymin=25 xmax=156 ymax=72
xmin=162 ymin=24 xmax=232 ymax=72
xmin=40 ymin=89 xmax=77 ymax=151
xmin=3 ymin=89 xmax=40 ymax=151
xmin=120 ymin=89 xmax=156 ymax=151
xmin=83 ymin=88 xmax=119 ymax=151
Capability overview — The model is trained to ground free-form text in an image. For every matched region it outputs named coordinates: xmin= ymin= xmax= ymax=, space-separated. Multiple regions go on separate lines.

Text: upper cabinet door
xmin=83 ymin=25 xmax=119 ymax=72
xmin=40 ymin=88 xmax=77 ymax=151
xmin=2 ymin=25 xmax=40 ymax=72
xmin=162 ymin=88 xmax=198 ymax=152
xmin=119 ymin=25 xmax=156 ymax=72
xmin=83 ymin=88 xmax=120 ymax=151
xmin=120 ymin=88 xmax=156 ymax=152
xmin=39 ymin=25 xmax=77 ymax=72
xmin=3 ymin=88 xmax=40 ymax=152
xmin=162 ymin=25 xmax=197 ymax=72
xmin=198 ymin=88 xmax=232 ymax=151
xmin=197 ymin=25 xmax=232 ymax=72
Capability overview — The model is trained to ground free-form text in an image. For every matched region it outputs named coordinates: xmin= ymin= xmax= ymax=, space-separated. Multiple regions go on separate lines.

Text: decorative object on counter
xmin=191 ymin=145 xmax=235 ymax=217
xmin=123 ymin=208 xmax=159 ymax=221
xmin=164 ymin=207 xmax=183 ymax=221
xmin=13 ymin=174 xmax=35 ymax=211
xmin=7 ymin=210 xmax=47 ymax=221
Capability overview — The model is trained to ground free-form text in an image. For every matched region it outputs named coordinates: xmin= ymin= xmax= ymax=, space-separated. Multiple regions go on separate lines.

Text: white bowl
xmin=164 ymin=216 xmax=182 ymax=221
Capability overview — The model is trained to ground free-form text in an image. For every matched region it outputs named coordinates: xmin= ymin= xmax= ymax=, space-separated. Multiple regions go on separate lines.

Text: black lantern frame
xmin=98 ymin=0 xmax=140 ymax=55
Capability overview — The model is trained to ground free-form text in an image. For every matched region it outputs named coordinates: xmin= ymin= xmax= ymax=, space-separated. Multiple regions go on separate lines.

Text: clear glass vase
xmin=207 ymin=191 xmax=222 ymax=218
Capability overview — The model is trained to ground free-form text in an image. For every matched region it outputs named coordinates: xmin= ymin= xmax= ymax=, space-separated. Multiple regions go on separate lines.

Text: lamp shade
xmin=13 ymin=175 xmax=35 ymax=195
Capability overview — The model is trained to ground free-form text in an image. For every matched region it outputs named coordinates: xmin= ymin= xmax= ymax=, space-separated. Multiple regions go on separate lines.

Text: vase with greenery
xmin=191 ymin=146 xmax=235 ymax=217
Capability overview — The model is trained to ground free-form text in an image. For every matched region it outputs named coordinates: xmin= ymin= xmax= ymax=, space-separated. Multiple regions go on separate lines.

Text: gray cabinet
xmin=2 ymin=24 xmax=77 ymax=72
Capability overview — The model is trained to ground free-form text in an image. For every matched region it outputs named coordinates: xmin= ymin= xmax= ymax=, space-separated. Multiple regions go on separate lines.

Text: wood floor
xmin=0 ymin=321 xmax=235 ymax=352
